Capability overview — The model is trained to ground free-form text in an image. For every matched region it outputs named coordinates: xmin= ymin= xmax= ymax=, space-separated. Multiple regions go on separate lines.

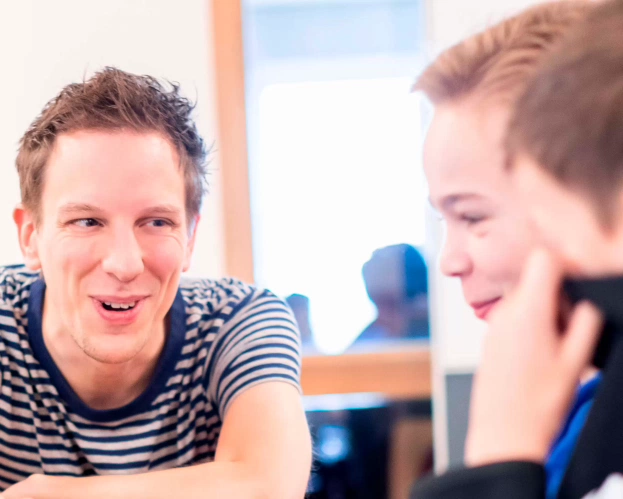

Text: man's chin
xmin=80 ymin=336 xmax=146 ymax=365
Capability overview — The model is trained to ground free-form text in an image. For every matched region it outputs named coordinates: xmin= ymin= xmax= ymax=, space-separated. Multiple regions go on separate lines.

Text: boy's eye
xmin=459 ymin=214 xmax=486 ymax=226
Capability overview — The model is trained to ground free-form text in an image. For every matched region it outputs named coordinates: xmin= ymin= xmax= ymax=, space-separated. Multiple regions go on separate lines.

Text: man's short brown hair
xmin=507 ymin=0 xmax=623 ymax=224
xmin=16 ymin=67 xmax=208 ymax=224
xmin=413 ymin=1 xmax=591 ymax=106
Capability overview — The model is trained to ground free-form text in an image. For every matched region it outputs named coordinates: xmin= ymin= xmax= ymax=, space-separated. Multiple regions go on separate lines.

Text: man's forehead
xmin=48 ymin=130 xmax=180 ymax=167
xmin=43 ymin=132 xmax=184 ymax=190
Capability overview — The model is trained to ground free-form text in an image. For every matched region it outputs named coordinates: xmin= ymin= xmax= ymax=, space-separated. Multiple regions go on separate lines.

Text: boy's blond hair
xmin=508 ymin=0 xmax=623 ymax=225
xmin=413 ymin=1 xmax=592 ymax=105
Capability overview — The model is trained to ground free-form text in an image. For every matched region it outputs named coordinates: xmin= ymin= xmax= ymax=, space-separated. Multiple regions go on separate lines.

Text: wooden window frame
xmin=210 ymin=0 xmax=431 ymax=400
xmin=211 ymin=0 xmax=255 ymax=284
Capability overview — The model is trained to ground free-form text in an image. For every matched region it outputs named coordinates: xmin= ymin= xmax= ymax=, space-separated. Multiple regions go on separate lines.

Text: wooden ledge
xmin=301 ymin=343 xmax=431 ymax=400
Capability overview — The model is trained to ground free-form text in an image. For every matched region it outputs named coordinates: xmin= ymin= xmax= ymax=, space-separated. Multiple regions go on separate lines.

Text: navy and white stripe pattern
xmin=0 ymin=265 xmax=301 ymax=490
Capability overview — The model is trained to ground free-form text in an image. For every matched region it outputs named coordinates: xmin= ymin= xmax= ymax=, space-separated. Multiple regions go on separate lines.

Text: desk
xmin=301 ymin=343 xmax=431 ymax=400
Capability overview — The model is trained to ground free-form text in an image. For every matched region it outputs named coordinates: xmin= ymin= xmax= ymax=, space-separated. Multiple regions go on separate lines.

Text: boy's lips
xmin=470 ymin=298 xmax=501 ymax=320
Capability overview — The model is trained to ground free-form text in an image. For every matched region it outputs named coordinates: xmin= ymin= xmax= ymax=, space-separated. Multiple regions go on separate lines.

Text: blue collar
xmin=546 ymin=374 xmax=602 ymax=499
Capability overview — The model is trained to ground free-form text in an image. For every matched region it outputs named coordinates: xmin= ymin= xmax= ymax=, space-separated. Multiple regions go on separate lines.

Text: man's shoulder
xmin=178 ymin=276 xmax=260 ymax=313
xmin=178 ymin=276 xmax=290 ymax=326
xmin=0 ymin=265 xmax=40 ymax=306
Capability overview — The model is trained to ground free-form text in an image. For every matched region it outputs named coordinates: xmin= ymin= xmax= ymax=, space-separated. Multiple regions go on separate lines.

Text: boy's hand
xmin=465 ymin=249 xmax=603 ymax=466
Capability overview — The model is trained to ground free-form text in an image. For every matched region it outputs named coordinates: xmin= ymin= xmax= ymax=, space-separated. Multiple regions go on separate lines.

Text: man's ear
xmin=183 ymin=215 xmax=200 ymax=272
xmin=13 ymin=205 xmax=41 ymax=271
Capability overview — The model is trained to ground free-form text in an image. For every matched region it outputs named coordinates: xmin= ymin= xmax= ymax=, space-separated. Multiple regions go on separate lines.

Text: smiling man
xmin=0 ymin=68 xmax=311 ymax=498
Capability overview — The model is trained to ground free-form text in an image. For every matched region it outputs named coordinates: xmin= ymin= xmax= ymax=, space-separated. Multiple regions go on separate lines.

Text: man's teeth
xmin=103 ymin=302 xmax=137 ymax=310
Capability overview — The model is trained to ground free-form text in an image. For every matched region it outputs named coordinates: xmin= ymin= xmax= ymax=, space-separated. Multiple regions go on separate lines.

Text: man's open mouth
xmin=101 ymin=301 xmax=138 ymax=312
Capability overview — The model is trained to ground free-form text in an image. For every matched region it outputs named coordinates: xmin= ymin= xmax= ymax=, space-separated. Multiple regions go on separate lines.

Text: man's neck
xmin=67 ymin=350 xmax=161 ymax=410
xmin=42 ymin=318 xmax=166 ymax=411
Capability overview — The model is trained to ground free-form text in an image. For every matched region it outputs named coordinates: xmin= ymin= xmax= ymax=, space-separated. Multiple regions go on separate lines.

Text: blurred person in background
xmin=307 ymin=243 xmax=431 ymax=499
xmin=286 ymin=293 xmax=316 ymax=348
xmin=358 ymin=244 xmax=429 ymax=343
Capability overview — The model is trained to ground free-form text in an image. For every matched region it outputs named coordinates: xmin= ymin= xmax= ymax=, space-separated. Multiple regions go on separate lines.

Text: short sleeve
xmin=207 ymin=288 xmax=302 ymax=418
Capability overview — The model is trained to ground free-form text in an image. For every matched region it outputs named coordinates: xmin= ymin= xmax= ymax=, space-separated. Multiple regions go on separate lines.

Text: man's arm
xmin=3 ymin=382 xmax=312 ymax=499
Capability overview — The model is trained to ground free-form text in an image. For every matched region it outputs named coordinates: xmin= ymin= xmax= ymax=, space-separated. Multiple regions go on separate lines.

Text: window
xmin=243 ymin=0 xmax=429 ymax=354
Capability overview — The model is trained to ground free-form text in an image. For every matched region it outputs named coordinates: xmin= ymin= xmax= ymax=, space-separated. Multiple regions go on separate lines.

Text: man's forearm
xmin=6 ymin=462 xmax=283 ymax=499
xmin=96 ymin=462 xmax=270 ymax=499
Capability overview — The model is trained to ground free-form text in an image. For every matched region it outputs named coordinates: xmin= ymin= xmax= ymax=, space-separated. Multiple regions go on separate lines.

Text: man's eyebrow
xmin=58 ymin=203 xmax=102 ymax=215
xmin=57 ymin=204 xmax=183 ymax=217
xmin=140 ymin=204 xmax=183 ymax=216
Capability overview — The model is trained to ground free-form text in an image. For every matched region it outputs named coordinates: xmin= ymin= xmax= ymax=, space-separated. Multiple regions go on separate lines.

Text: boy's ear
xmin=13 ymin=204 xmax=42 ymax=271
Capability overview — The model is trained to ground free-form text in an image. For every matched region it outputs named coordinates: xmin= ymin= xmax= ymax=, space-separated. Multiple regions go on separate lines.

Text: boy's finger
xmin=561 ymin=300 xmax=603 ymax=378
xmin=516 ymin=248 xmax=563 ymax=319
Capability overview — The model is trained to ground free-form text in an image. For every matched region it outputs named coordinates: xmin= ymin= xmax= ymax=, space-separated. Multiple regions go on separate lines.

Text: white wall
xmin=423 ymin=0 xmax=546 ymax=470
xmin=0 ymin=0 xmax=225 ymax=277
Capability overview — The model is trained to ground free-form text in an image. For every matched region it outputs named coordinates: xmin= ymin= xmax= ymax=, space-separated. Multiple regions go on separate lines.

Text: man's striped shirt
xmin=0 ymin=265 xmax=301 ymax=490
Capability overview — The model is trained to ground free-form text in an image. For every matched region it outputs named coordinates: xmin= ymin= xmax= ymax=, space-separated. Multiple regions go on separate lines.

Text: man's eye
xmin=148 ymin=219 xmax=174 ymax=228
xmin=73 ymin=218 xmax=100 ymax=228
